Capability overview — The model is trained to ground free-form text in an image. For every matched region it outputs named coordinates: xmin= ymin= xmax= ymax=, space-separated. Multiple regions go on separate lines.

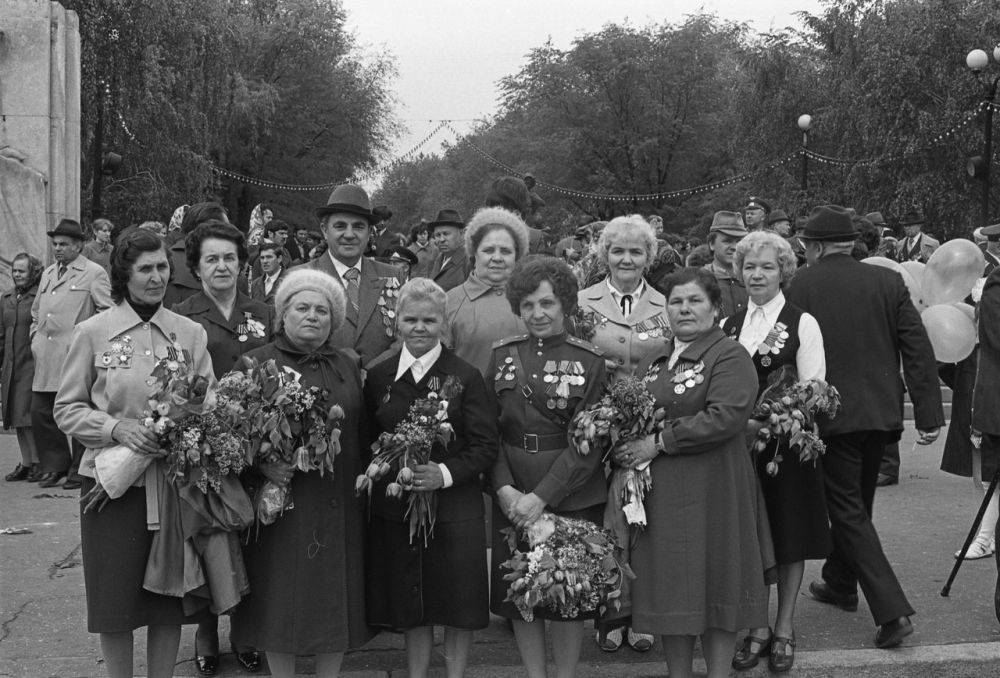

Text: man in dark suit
xmin=365 ymin=205 xmax=398 ymax=258
xmin=249 ymin=241 xmax=288 ymax=305
xmin=295 ymin=184 xmax=402 ymax=365
xmin=428 ymin=209 xmax=470 ymax=292
xmin=786 ymin=205 xmax=944 ymax=649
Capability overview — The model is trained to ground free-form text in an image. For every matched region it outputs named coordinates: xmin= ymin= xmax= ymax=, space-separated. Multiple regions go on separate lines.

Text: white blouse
xmin=736 ymin=291 xmax=826 ymax=381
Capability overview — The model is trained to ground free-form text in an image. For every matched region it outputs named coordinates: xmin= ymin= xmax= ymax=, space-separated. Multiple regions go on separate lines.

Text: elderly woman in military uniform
xmin=490 ymin=257 xmax=607 ymax=678
xmin=53 ymin=228 xmax=215 ymax=678
xmin=445 ymin=207 xmax=530 ymax=375
xmin=722 ymin=231 xmax=830 ymax=673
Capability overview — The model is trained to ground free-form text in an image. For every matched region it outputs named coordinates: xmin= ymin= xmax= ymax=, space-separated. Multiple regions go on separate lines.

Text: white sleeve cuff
xmin=437 ymin=462 xmax=454 ymax=489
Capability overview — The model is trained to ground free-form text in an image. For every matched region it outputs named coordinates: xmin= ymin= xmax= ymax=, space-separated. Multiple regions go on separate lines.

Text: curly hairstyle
xmin=733 ymin=231 xmax=798 ymax=285
xmin=185 ymin=219 xmax=248 ymax=279
xmin=11 ymin=252 xmax=44 ymax=290
xmin=109 ymin=227 xmax=168 ymax=303
xmin=506 ymin=256 xmax=579 ymax=317
xmin=659 ymin=266 xmax=722 ymax=312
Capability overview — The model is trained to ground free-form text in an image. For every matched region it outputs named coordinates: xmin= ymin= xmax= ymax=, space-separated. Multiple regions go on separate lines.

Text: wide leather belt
xmin=503 ymin=432 xmax=567 ymax=454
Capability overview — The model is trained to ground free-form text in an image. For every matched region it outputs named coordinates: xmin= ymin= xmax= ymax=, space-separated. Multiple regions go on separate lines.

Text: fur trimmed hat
xmin=273 ymin=268 xmax=347 ymax=337
xmin=465 ymin=207 xmax=531 ymax=259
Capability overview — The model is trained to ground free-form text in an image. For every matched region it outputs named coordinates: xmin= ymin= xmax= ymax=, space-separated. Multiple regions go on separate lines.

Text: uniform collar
xmin=530 ymin=330 xmax=568 ymax=350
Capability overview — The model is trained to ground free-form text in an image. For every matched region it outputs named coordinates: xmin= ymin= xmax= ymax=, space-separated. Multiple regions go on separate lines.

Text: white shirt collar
xmin=329 ymin=251 xmax=362 ymax=281
xmin=747 ymin=290 xmax=785 ymax=319
xmin=606 ymin=277 xmax=645 ymax=300
xmin=395 ymin=342 xmax=443 ymax=382
xmin=264 ymin=268 xmax=282 ymax=285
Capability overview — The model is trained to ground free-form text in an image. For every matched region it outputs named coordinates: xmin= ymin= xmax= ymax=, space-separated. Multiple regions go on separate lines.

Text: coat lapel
xmin=584 ymin=285 xmax=627 ymax=324
xmin=356 ymin=259 xmax=383 ymax=334
xmin=630 ymin=287 xmax=666 ymax=324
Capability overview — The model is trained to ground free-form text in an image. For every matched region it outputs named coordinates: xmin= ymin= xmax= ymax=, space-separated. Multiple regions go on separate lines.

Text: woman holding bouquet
xmin=723 ymin=231 xmax=831 ymax=673
xmin=54 ymin=228 xmax=215 ymax=678
xmin=363 ymin=278 xmax=498 ymax=678
xmin=172 ymin=219 xmax=271 ymax=674
xmin=491 ymin=257 xmax=607 ymax=678
xmin=613 ymin=267 xmax=773 ymax=678
xmin=229 ymin=269 xmax=372 ymax=678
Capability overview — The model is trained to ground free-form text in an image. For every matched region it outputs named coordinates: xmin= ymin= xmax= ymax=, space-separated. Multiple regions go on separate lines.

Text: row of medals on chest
xmin=592 ymin=312 xmax=667 ymax=341
xmin=757 ymin=321 xmax=789 ymax=367
xmin=495 ymin=356 xmax=585 ymax=410
xmin=645 ymin=359 xmax=706 ymax=395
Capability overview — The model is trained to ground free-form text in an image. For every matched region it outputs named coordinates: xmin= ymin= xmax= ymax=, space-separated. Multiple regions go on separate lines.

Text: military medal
xmin=546 ymin=398 xmax=556 ymax=409
xmin=556 ymin=397 xmax=568 ymax=409
xmin=377 ymin=277 xmax=401 ymax=339
xmin=757 ymin=321 xmax=788 ymax=359
xmin=638 ymin=331 xmax=649 ymax=341
xmin=674 ymin=384 xmax=685 ymax=395
xmin=761 ymin=356 xmax=772 ymax=367
xmin=496 ymin=355 xmax=517 ymax=383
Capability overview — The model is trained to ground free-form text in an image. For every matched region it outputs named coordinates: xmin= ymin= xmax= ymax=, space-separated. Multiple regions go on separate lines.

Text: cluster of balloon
xmin=864 ymin=241 xmax=985 ymax=363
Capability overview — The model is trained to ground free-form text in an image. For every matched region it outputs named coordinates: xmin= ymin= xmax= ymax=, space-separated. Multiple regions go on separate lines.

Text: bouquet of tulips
xmin=500 ymin=512 xmax=630 ymax=622
xmin=355 ymin=376 xmax=462 ymax=545
xmin=751 ymin=365 xmax=842 ymax=476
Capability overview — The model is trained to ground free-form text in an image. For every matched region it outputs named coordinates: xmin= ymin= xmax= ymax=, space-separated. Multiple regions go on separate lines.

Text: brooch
xmin=376 ymin=277 xmax=401 ymax=338
xmin=236 ymin=312 xmax=267 ymax=343
xmin=643 ymin=360 xmax=663 ymax=384
xmin=670 ymin=360 xmax=705 ymax=395
xmin=495 ymin=356 xmax=516 ymax=383
xmin=101 ymin=334 xmax=134 ymax=368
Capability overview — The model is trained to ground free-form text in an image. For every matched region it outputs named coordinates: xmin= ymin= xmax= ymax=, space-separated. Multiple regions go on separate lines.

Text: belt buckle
xmin=523 ymin=433 xmax=540 ymax=454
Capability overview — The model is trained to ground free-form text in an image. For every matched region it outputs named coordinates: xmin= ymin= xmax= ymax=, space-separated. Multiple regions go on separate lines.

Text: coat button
xmin=618 ymin=337 xmax=626 ymax=343
xmin=142 ymin=324 xmax=149 ymax=330
xmin=617 ymin=358 xmax=624 ymax=365
xmin=329 ymin=498 xmax=339 ymax=508
xmin=145 ymin=350 xmax=151 ymax=356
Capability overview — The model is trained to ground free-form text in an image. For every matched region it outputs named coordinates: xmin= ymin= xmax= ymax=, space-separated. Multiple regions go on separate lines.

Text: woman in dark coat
xmin=172 ymin=220 xmax=272 ymax=674
xmin=2 ymin=253 xmax=42 ymax=481
xmin=363 ymin=277 xmax=498 ymax=678
xmin=230 ymin=268 xmax=372 ymax=678
xmin=490 ymin=257 xmax=607 ymax=678
xmin=614 ymin=267 xmax=773 ymax=678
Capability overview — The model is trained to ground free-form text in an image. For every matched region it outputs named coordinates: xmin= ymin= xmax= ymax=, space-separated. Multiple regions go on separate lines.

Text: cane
xmin=941 ymin=466 xmax=1000 ymax=596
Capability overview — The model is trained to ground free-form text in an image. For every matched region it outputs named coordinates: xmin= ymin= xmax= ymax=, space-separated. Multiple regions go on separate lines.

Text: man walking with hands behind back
xmin=787 ymin=205 xmax=943 ymax=649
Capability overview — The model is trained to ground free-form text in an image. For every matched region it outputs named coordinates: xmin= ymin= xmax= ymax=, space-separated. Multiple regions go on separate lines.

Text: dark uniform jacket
xmin=490 ymin=331 xmax=607 ymax=510
xmin=787 ymin=253 xmax=943 ymax=436
xmin=172 ymin=291 xmax=274 ymax=379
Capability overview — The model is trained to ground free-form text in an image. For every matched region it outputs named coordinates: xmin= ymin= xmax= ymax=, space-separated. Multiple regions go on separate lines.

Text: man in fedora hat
xmin=30 ymin=219 xmax=113 ymax=489
xmin=297 ymin=184 xmax=402 ymax=365
xmin=765 ymin=208 xmax=792 ymax=237
xmin=895 ymin=209 xmax=939 ymax=263
xmin=428 ymin=209 xmax=470 ymax=292
xmin=744 ymin=196 xmax=771 ymax=231
xmin=786 ymin=204 xmax=943 ymax=650
xmin=702 ymin=211 xmax=749 ymax=318
xmin=366 ymin=205 xmax=397 ymax=258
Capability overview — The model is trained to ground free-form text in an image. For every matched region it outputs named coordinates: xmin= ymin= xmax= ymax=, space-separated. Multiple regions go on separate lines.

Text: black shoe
xmin=195 ymin=654 xmax=218 ymax=676
xmin=768 ymin=632 xmax=795 ymax=672
xmin=5 ymin=464 xmax=30 ymax=481
xmin=62 ymin=476 xmax=83 ymax=490
xmin=732 ymin=628 xmax=772 ymax=670
xmin=26 ymin=464 xmax=42 ymax=482
xmin=808 ymin=580 xmax=858 ymax=612
xmin=874 ymin=616 xmax=912 ymax=648
xmin=232 ymin=645 xmax=262 ymax=672
xmin=37 ymin=471 xmax=67 ymax=488
xmin=876 ymin=473 xmax=898 ymax=487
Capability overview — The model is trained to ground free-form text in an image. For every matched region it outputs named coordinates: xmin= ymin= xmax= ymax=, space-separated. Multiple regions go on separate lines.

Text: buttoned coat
xmin=577 ymin=281 xmax=671 ymax=381
xmin=172 ymin=291 xmax=274 ymax=379
xmin=295 ymin=254 xmax=402 ymax=366
xmin=895 ymin=233 xmax=940 ymax=263
xmin=786 ymin=253 xmax=944 ymax=436
xmin=53 ymin=302 xmax=213 ymax=478
xmin=1 ymin=284 xmax=38 ymax=428
xmin=445 ymin=275 xmax=525 ymax=376
xmin=249 ymin=269 xmax=287 ymax=306
xmin=973 ymin=266 xmax=1000 ymax=436
xmin=30 ymin=254 xmax=113 ymax=391
xmin=429 ymin=252 xmax=470 ymax=292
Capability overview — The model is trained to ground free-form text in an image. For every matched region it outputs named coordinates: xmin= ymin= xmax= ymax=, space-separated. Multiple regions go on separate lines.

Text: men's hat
xmin=709 ymin=211 xmax=748 ymax=237
xmin=372 ymin=205 xmax=393 ymax=222
xmin=427 ymin=209 xmax=465 ymax=233
xmin=386 ymin=245 xmax=419 ymax=266
xmin=744 ymin=196 xmax=771 ymax=213
xmin=880 ymin=227 xmax=895 ymax=239
xmin=767 ymin=209 xmax=790 ymax=225
xmin=800 ymin=204 xmax=858 ymax=242
xmin=314 ymin=184 xmax=376 ymax=223
xmin=47 ymin=218 xmax=85 ymax=240
xmin=982 ymin=223 xmax=1000 ymax=240
xmin=865 ymin=211 xmax=886 ymax=226
xmin=899 ymin=210 xmax=925 ymax=227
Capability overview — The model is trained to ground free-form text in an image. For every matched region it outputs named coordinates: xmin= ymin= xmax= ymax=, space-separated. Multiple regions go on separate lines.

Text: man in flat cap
xmin=787 ymin=205 xmax=943 ymax=650
xmin=31 ymin=219 xmax=113 ymax=489
xmin=744 ymin=196 xmax=771 ymax=232
xmin=298 ymin=184 xmax=402 ymax=365
xmin=765 ymin=209 xmax=792 ymax=237
xmin=702 ymin=211 xmax=749 ymax=318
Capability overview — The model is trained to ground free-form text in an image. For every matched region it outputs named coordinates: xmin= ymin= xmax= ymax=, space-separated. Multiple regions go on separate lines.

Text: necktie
xmin=57 ymin=264 xmax=67 ymax=280
xmin=343 ymin=268 xmax=360 ymax=321
xmin=411 ymin=359 xmax=425 ymax=383
xmin=620 ymin=294 xmax=633 ymax=318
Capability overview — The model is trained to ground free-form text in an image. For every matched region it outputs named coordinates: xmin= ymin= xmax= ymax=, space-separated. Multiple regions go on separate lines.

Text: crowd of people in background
xmin=3 ymin=171 xmax=1000 ymax=678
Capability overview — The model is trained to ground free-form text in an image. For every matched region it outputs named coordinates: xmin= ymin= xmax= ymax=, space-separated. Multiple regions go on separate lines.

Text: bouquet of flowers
xmin=355 ymin=375 xmax=462 ymax=545
xmin=500 ymin=512 xmax=630 ymax=622
xmin=240 ymin=359 xmax=345 ymax=525
xmin=751 ymin=365 xmax=842 ymax=476
xmin=569 ymin=376 xmax=666 ymax=527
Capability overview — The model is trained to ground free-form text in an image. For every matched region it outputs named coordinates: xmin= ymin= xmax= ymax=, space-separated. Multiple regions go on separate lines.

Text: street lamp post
xmin=966 ymin=47 xmax=1000 ymax=226
xmin=798 ymin=114 xmax=813 ymax=193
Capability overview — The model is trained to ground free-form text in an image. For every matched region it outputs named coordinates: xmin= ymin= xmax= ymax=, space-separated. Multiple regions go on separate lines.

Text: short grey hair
xmin=273 ymin=268 xmax=346 ymax=341
xmin=396 ymin=277 xmax=447 ymax=319
xmin=597 ymin=215 xmax=657 ymax=268
xmin=734 ymin=231 xmax=798 ymax=284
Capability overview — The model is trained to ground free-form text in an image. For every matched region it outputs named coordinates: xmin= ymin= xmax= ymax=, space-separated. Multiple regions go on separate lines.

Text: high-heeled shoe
xmin=732 ymin=628 xmax=772 ymax=670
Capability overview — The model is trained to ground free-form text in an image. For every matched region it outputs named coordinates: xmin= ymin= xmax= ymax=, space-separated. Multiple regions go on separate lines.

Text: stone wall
xmin=0 ymin=0 xmax=80 ymax=293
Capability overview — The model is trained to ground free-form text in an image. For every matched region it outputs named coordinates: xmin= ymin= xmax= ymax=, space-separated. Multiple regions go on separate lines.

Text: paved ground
xmin=2 ymin=428 xmax=999 ymax=677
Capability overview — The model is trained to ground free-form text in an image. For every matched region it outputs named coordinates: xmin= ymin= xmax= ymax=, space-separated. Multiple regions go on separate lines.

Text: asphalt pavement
xmin=2 ymin=427 xmax=999 ymax=677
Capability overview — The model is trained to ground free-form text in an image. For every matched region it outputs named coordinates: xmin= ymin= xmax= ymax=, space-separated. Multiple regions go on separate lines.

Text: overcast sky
xmin=341 ymin=0 xmax=825 ymax=164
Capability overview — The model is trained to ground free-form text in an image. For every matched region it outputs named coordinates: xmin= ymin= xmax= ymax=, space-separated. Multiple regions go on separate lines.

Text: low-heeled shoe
xmin=732 ymin=629 xmax=771 ymax=670
xmin=37 ymin=471 xmax=67 ymax=488
xmin=195 ymin=653 xmax=218 ymax=676
xmin=233 ymin=646 xmax=262 ymax=672
xmin=808 ymin=580 xmax=858 ymax=612
xmin=5 ymin=464 xmax=30 ymax=481
xmin=874 ymin=616 xmax=912 ymax=649
xmin=768 ymin=633 xmax=795 ymax=672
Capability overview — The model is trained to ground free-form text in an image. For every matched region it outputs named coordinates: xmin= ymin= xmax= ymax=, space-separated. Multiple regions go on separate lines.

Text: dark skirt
xmin=80 ymin=477 xmax=209 ymax=633
xmin=755 ymin=443 xmax=833 ymax=564
xmin=367 ymin=515 xmax=489 ymax=631
xmin=490 ymin=502 xmax=605 ymax=621
xmin=941 ymin=352 xmax=998 ymax=479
